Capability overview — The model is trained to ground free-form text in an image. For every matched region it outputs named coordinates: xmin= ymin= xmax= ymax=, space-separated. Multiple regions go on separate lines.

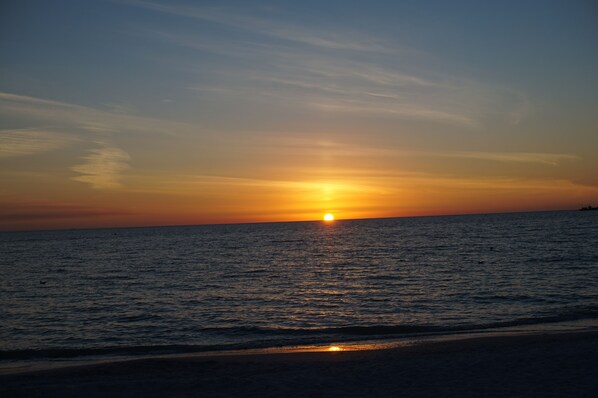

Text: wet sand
xmin=2 ymin=330 xmax=597 ymax=397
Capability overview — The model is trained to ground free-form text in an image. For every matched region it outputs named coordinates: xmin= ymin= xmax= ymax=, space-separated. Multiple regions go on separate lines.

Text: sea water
xmin=1 ymin=211 xmax=597 ymax=362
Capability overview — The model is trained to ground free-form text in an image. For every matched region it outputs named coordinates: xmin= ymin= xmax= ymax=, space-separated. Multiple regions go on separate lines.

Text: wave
xmin=207 ymin=306 xmax=598 ymax=337
xmin=2 ymin=306 xmax=597 ymax=361
xmin=0 ymin=344 xmax=234 ymax=361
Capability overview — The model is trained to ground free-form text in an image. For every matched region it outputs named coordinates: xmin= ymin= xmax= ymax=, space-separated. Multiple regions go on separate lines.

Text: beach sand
xmin=2 ymin=330 xmax=597 ymax=397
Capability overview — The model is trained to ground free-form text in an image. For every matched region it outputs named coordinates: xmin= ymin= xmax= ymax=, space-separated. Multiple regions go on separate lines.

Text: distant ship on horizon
xmin=579 ymin=205 xmax=598 ymax=211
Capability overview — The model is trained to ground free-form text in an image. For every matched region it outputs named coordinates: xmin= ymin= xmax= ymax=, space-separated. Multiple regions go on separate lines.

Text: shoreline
xmin=2 ymin=319 xmax=595 ymax=375
xmin=2 ymin=327 xmax=597 ymax=397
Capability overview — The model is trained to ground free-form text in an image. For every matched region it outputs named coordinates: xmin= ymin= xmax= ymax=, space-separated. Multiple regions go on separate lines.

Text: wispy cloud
xmin=310 ymin=101 xmax=476 ymax=126
xmin=0 ymin=91 xmax=191 ymax=137
xmin=0 ymin=128 xmax=74 ymax=158
xmin=142 ymin=17 xmax=525 ymax=128
xmin=245 ymin=137 xmax=579 ymax=166
xmin=71 ymin=143 xmax=131 ymax=189
xmin=436 ymin=151 xmax=578 ymax=166
xmin=0 ymin=92 xmax=89 ymax=110
xmin=125 ymin=0 xmax=390 ymax=53
xmin=126 ymin=172 xmax=389 ymax=200
xmin=125 ymin=168 xmax=593 ymax=203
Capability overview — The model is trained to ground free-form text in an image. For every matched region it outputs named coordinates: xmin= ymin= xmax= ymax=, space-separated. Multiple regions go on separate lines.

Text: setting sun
xmin=323 ymin=213 xmax=335 ymax=221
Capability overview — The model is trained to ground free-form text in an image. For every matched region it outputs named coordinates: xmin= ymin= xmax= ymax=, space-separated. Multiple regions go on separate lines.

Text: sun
xmin=323 ymin=213 xmax=334 ymax=221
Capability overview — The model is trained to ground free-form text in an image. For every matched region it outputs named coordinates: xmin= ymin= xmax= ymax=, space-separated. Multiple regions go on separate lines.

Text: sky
xmin=1 ymin=0 xmax=597 ymax=231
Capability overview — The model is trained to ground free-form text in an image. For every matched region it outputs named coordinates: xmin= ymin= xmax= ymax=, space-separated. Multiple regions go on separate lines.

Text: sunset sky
xmin=1 ymin=0 xmax=597 ymax=231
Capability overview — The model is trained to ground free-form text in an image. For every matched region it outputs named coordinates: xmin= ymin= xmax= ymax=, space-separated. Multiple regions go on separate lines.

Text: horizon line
xmin=0 ymin=208 xmax=579 ymax=234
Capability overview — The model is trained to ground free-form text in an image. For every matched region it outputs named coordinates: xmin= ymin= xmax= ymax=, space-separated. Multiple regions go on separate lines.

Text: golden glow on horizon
xmin=3 ymin=168 xmax=598 ymax=231
xmin=323 ymin=213 xmax=335 ymax=221
xmin=328 ymin=345 xmax=342 ymax=352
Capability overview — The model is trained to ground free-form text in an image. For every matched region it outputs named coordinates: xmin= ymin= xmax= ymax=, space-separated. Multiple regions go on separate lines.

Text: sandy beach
xmin=2 ymin=329 xmax=597 ymax=397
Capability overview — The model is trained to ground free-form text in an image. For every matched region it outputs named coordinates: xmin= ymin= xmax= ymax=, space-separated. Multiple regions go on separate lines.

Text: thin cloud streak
xmin=71 ymin=143 xmax=131 ymax=189
xmin=133 ymin=2 xmax=531 ymax=129
xmin=156 ymin=33 xmax=523 ymax=127
xmin=0 ymin=129 xmax=74 ymax=158
xmin=0 ymin=91 xmax=191 ymax=138
xmin=438 ymin=151 xmax=579 ymax=166
xmin=0 ymin=92 xmax=90 ymax=111
xmin=310 ymin=101 xmax=476 ymax=126
xmin=125 ymin=0 xmax=391 ymax=53
xmin=249 ymin=138 xmax=579 ymax=166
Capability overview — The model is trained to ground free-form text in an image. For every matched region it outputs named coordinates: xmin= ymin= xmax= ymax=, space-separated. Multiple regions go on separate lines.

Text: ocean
xmin=1 ymin=211 xmax=597 ymax=366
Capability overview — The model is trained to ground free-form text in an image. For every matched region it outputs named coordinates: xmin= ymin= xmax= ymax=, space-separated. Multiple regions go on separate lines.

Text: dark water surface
xmin=1 ymin=211 xmax=597 ymax=361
